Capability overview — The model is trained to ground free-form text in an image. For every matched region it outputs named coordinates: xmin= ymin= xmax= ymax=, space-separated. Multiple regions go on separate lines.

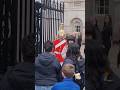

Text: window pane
xmin=100 ymin=0 xmax=104 ymax=6
xmin=95 ymin=7 xmax=100 ymax=14
xmin=105 ymin=7 xmax=109 ymax=14
xmin=95 ymin=0 xmax=100 ymax=6
xmin=98 ymin=7 xmax=100 ymax=14
xmin=105 ymin=0 xmax=109 ymax=6
xmin=100 ymin=7 xmax=104 ymax=14
xmin=105 ymin=6 xmax=109 ymax=9
xmin=76 ymin=26 xmax=80 ymax=32
xmin=95 ymin=0 xmax=109 ymax=15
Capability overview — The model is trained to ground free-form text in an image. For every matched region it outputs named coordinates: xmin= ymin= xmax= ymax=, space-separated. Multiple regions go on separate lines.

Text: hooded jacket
xmin=0 ymin=62 xmax=34 ymax=90
xmin=35 ymin=52 xmax=61 ymax=86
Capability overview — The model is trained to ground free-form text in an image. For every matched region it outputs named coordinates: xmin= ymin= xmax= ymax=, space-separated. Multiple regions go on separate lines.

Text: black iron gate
xmin=35 ymin=0 xmax=64 ymax=54
xmin=0 ymin=0 xmax=34 ymax=74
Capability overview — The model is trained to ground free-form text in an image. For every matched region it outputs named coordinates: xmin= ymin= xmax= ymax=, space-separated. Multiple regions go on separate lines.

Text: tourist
xmin=63 ymin=43 xmax=85 ymax=90
xmin=35 ymin=40 xmax=61 ymax=90
xmin=102 ymin=15 xmax=113 ymax=82
xmin=85 ymin=22 xmax=105 ymax=90
xmin=0 ymin=33 xmax=35 ymax=90
xmin=52 ymin=64 xmax=80 ymax=90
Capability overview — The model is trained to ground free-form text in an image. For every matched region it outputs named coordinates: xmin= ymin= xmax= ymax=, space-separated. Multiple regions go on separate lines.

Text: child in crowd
xmin=52 ymin=64 xmax=80 ymax=90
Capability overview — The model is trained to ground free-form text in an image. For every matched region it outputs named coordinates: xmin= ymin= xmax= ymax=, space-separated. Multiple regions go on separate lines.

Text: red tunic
xmin=53 ymin=39 xmax=67 ymax=62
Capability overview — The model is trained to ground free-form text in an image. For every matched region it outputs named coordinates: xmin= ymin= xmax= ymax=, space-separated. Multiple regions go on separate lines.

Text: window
xmin=75 ymin=26 xmax=80 ymax=32
xmin=74 ymin=1 xmax=81 ymax=7
xmin=95 ymin=0 xmax=109 ymax=15
xmin=71 ymin=18 xmax=82 ymax=32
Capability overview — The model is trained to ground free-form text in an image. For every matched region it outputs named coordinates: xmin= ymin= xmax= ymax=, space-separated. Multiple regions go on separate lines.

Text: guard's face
xmin=59 ymin=30 xmax=64 ymax=37
xmin=58 ymin=34 xmax=65 ymax=39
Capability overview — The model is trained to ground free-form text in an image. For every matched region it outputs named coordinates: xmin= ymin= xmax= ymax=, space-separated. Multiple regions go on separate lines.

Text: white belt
xmin=54 ymin=51 xmax=61 ymax=54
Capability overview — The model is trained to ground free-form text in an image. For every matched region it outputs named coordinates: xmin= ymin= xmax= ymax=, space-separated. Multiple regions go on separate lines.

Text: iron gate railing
xmin=35 ymin=0 xmax=64 ymax=54
xmin=0 ymin=0 xmax=34 ymax=73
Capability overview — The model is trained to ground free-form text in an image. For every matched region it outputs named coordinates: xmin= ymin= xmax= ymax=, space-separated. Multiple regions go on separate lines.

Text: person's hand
xmin=74 ymin=73 xmax=81 ymax=80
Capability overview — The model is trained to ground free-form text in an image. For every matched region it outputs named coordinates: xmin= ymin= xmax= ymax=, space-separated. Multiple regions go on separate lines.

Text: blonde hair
xmin=62 ymin=64 xmax=75 ymax=78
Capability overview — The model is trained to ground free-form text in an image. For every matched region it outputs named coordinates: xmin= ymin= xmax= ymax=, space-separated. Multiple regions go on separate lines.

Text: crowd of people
xmin=0 ymin=30 xmax=85 ymax=90
xmin=0 ymin=33 xmax=35 ymax=90
xmin=35 ymin=31 xmax=85 ymax=90
xmin=34 ymin=15 xmax=114 ymax=90
xmin=85 ymin=15 xmax=114 ymax=90
xmin=0 ymin=15 xmax=116 ymax=90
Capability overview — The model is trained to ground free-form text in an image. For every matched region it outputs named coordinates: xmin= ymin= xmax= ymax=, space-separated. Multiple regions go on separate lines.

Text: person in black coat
xmin=89 ymin=17 xmax=102 ymax=43
xmin=102 ymin=15 xmax=113 ymax=81
xmin=0 ymin=33 xmax=35 ymax=90
xmin=85 ymin=22 xmax=105 ymax=90
xmin=102 ymin=15 xmax=113 ymax=56
xmin=35 ymin=40 xmax=61 ymax=90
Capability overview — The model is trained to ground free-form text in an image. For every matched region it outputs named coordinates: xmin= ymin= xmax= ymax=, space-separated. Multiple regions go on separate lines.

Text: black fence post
xmin=35 ymin=0 xmax=64 ymax=54
xmin=0 ymin=0 xmax=35 ymax=74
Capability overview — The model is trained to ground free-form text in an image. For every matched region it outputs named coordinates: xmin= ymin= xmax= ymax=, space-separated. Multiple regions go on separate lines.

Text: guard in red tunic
xmin=52 ymin=25 xmax=68 ymax=64
xmin=53 ymin=38 xmax=67 ymax=63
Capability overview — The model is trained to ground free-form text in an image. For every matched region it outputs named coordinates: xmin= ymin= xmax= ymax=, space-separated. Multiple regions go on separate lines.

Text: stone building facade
xmin=64 ymin=0 xmax=85 ymax=42
xmin=86 ymin=0 xmax=120 ymax=41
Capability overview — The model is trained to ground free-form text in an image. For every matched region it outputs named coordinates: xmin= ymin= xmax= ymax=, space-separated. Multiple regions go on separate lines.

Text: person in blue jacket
xmin=52 ymin=64 xmax=80 ymax=90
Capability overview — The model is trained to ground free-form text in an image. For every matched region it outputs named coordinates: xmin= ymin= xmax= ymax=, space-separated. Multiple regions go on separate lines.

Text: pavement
xmin=103 ymin=43 xmax=120 ymax=90
xmin=109 ymin=44 xmax=120 ymax=78
xmin=102 ymin=72 xmax=120 ymax=90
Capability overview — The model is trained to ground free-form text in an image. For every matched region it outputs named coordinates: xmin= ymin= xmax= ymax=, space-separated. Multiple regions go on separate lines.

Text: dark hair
xmin=66 ymin=35 xmax=76 ymax=43
xmin=62 ymin=64 xmax=75 ymax=78
xmin=66 ymin=43 xmax=80 ymax=58
xmin=44 ymin=40 xmax=53 ymax=52
xmin=21 ymin=33 xmax=35 ymax=63
xmin=90 ymin=17 xmax=98 ymax=27
xmin=104 ymin=15 xmax=112 ymax=26
xmin=85 ymin=21 xmax=94 ymax=37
